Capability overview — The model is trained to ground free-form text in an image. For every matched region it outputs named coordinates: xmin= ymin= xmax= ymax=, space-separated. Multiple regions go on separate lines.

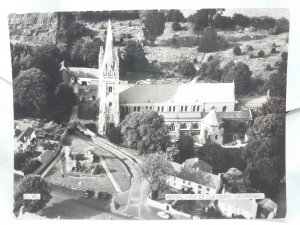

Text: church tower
xmin=98 ymin=20 xmax=120 ymax=135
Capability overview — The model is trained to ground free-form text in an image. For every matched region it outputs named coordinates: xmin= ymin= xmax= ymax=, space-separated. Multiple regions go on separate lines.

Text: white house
xmin=14 ymin=127 xmax=36 ymax=152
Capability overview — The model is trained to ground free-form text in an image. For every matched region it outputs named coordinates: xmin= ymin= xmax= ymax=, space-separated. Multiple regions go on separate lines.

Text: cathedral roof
xmin=202 ymin=108 xmax=223 ymax=126
xmin=119 ymin=82 xmax=235 ymax=105
xmin=67 ymin=67 xmax=99 ymax=79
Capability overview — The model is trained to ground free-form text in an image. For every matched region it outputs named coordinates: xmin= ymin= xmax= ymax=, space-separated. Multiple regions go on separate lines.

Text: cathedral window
xmin=193 ymin=106 xmax=196 ymax=112
xmin=180 ymin=123 xmax=187 ymax=129
xmin=161 ymin=106 xmax=164 ymax=112
xmin=137 ymin=106 xmax=140 ymax=112
xmin=197 ymin=106 xmax=200 ymax=111
xmin=157 ymin=106 xmax=160 ymax=112
xmin=134 ymin=106 xmax=136 ymax=111
xmin=181 ymin=106 xmax=184 ymax=112
xmin=173 ymin=106 xmax=175 ymax=112
xmin=169 ymin=106 xmax=172 ymax=112
xmin=185 ymin=106 xmax=188 ymax=112
xmin=108 ymin=86 xmax=113 ymax=93
xmin=192 ymin=123 xmax=199 ymax=129
xmin=222 ymin=106 xmax=227 ymax=112
xmin=109 ymin=102 xmax=112 ymax=107
xmin=170 ymin=123 xmax=175 ymax=131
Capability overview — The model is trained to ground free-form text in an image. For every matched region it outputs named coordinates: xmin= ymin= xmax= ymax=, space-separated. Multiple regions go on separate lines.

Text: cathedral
xmin=60 ymin=20 xmax=258 ymax=145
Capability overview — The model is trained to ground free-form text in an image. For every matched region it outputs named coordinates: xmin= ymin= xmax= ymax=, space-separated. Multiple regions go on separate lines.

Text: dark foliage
xmin=177 ymin=134 xmax=194 ymax=163
xmin=172 ymin=21 xmax=182 ymax=31
xmin=107 ymin=126 xmax=122 ymax=145
xmin=166 ymin=9 xmax=184 ymax=22
xmin=232 ymin=13 xmax=250 ymax=27
xmin=233 ymin=45 xmax=242 ymax=56
xmin=178 ymin=61 xmax=197 ymax=78
xmin=212 ymin=15 xmax=234 ymax=30
xmin=197 ymin=27 xmax=228 ymax=52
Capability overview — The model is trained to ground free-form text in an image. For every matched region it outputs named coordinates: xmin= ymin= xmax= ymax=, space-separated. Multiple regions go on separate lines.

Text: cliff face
xmin=9 ymin=13 xmax=59 ymax=45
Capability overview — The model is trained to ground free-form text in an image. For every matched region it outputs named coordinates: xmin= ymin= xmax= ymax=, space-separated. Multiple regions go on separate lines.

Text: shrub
xmin=257 ymin=50 xmax=265 ymax=58
xmin=265 ymin=64 xmax=272 ymax=71
xmin=247 ymin=45 xmax=254 ymax=51
xmin=249 ymin=53 xmax=255 ymax=59
xmin=281 ymin=51 xmax=288 ymax=61
xmin=233 ymin=45 xmax=242 ymax=56
xmin=273 ymin=17 xmax=289 ymax=35
xmin=178 ymin=61 xmax=197 ymax=78
xmin=271 ymin=47 xmax=277 ymax=54
xmin=166 ymin=9 xmax=184 ymax=22
xmin=198 ymin=27 xmax=228 ymax=53
xmin=193 ymin=58 xmax=198 ymax=64
xmin=172 ymin=21 xmax=182 ymax=31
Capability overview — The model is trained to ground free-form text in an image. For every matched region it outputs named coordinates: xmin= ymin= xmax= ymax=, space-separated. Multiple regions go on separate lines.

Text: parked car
xmin=84 ymin=190 xmax=95 ymax=198
xmin=157 ymin=211 xmax=170 ymax=219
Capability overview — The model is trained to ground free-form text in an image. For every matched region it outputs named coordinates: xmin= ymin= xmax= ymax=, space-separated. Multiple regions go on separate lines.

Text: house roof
xmin=171 ymin=162 xmax=222 ymax=190
xmin=119 ymin=82 xmax=235 ymax=105
xmin=17 ymin=127 xmax=35 ymax=143
xmin=218 ymin=199 xmax=257 ymax=214
xmin=67 ymin=67 xmax=99 ymax=79
xmin=184 ymin=158 xmax=212 ymax=173
xmin=202 ymin=108 xmax=223 ymax=126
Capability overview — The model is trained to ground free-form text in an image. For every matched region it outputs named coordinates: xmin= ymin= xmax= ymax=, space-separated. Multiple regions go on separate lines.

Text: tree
xmin=107 ymin=126 xmax=122 ymax=145
xmin=197 ymin=27 xmax=228 ymax=53
xmin=221 ymin=61 xmax=252 ymax=95
xmin=192 ymin=9 xmax=224 ymax=38
xmin=51 ymin=82 xmax=77 ymax=123
xmin=172 ymin=21 xmax=182 ymax=31
xmin=198 ymin=59 xmax=222 ymax=81
xmin=14 ymin=151 xmax=33 ymax=171
xmin=242 ymin=138 xmax=285 ymax=196
xmin=177 ymin=134 xmax=194 ymax=163
xmin=13 ymin=68 xmax=52 ymax=118
xmin=199 ymin=143 xmax=233 ymax=174
xmin=246 ymin=114 xmax=285 ymax=140
xmin=22 ymin=160 xmax=42 ymax=175
xmin=122 ymin=40 xmax=149 ymax=72
xmin=232 ymin=13 xmax=250 ymax=28
xmin=212 ymin=15 xmax=234 ymax=30
xmin=257 ymin=50 xmax=265 ymax=58
xmin=178 ymin=61 xmax=196 ymax=78
xmin=139 ymin=152 xmax=174 ymax=199
xmin=264 ymin=71 xmax=286 ymax=97
xmin=120 ymin=110 xmax=170 ymax=155
xmin=142 ymin=10 xmax=166 ymax=45
xmin=273 ymin=17 xmax=289 ymax=35
xmin=70 ymin=38 xmax=103 ymax=68
xmin=233 ymin=45 xmax=242 ymax=56
xmin=14 ymin=175 xmax=52 ymax=215
xmin=259 ymin=97 xmax=286 ymax=116
xmin=166 ymin=9 xmax=184 ymax=22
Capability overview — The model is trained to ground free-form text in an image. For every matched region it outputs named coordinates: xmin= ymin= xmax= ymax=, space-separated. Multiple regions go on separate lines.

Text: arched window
xmin=109 ymin=102 xmax=112 ymax=107
xmin=180 ymin=123 xmax=187 ymax=129
xmin=211 ymin=106 xmax=215 ymax=110
xmin=185 ymin=106 xmax=188 ymax=112
xmin=193 ymin=106 xmax=196 ymax=112
xmin=222 ymin=106 xmax=227 ymax=112
xmin=134 ymin=106 xmax=136 ymax=111
xmin=170 ymin=123 xmax=175 ymax=131
xmin=192 ymin=123 xmax=199 ymax=129
xmin=157 ymin=106 xmax=160 ymax=112
xmin=197 ymin=106 xmax=200 ymax=111
xmin=108 ymin=86 xmax=113 ymax=93
xmin=120 ymin=106 xmax=124 ymax=113
xmin=161 ymin=106 xmax=164 ymax=112
xmin=169 ymin=106 xmax=172 ymax=112
xmin=173 ymin=106 xmax=175 ymax=112
xmin=137 ymin=106 xmax=140 ymax=112
xmin=145 ymin=106 xmax=148 ymax=109
xmin=150 ymin=106 xmax=152 ymax=110
xmin=126 ymin=106 xmax=129 ymax=113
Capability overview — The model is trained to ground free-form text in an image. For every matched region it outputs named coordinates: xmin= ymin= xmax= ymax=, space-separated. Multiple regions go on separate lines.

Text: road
xmin=36 ymin=136 xmax=164 ymax=219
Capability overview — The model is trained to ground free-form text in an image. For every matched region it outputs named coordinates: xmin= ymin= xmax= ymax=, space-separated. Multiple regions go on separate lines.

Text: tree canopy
xmin=221 ymin=61 xmax=252 ymax=95
xmin=259 ymin=97 xmax=286 ymax=116
xmin=14 ymin=175 xmax=52 ymax=215
xmin=142 ymin=10 xmax=166 ymax=45
xmin=122 ymin=40 xmax=149 ymax=72
xmin=120 ymin=110 xmax=170 ymax=154
xmin=177 ymin=134 xmax=195 ymax=163
xmin=197 ymin=27 xmax=228 ymax=53
xmin=13 ymin=68 xmax=52 ymax=118
xmin=166 ymin=9 xmax=184 ymax=22
xmin=140 ymin=152 xmax=174 ymax=199
xmin=178 ymin=61 xmax=197 ymax=78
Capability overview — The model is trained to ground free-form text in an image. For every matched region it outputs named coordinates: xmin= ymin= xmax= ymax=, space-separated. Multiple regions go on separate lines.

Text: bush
xmin=198 ymin=27 xmax=228 ymax=53
xmin=193 ymin=58 xmax=198 ymax=64
xmin=107 ymin=126 xmax=122 ymax=145
xmin=178 ymin=61 xmax=197 ymax=78
xmin=273 ymin=17 xmax=289 ymax=35
xmin=166 ymin=9 xmax=184 ymax=22
xmin=271 ymin=47 xmax=277 ymax=54
xmin=212 ymin=15 xmax=234 ymax=30
xmin=247 ymin=45 xmax=254 ymax=51
xmin=249 ymin=53 xmax=255 ymax=59
xmin=281 ymin=51 xmax=288 ymax=61
xmin=172 ymin=22 xmax=182 ymax=31
xmin=265 ymin=64 xmax=272 ymax=71
xmin=257 ymin=50 xmax=265 ymax=58
xmin=233 ymin=45 xmax=242 ymax=56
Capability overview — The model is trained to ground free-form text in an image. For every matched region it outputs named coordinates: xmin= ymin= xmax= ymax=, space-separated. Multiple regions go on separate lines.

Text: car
xmin=157 ymin=211 xmax=170 ymax=219
xmin=83 ymin=190 xmax=95 ymax=198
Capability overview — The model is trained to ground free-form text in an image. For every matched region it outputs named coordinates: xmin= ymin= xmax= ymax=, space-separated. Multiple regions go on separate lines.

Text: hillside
xmin=8 ymin=12 xmax=289 ymax=82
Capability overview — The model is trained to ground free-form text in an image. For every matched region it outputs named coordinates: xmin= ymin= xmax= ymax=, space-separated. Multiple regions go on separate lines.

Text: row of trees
xmin=11 ymin=43 xmax=77 ymax=123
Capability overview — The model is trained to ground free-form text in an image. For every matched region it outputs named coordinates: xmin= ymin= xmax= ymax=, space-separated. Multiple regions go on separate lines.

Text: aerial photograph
xmin=9 ymin=9 xmax=288 ymax=219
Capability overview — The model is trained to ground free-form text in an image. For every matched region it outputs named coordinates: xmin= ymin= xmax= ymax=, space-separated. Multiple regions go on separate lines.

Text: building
xmin=14 ymin=126 xmax=36 ymax=152
xmin=167 ymin=161 xmax=223 ymax=194
xmin=216 ymin=198 xmax=258 ymax=219
xmin=61 ymin=20 xmax=258 ymax=141
xmin=257 ymin=198 xmax=277 ymax=218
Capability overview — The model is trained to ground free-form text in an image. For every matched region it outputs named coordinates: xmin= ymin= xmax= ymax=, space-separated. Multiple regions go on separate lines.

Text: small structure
xmin=216 ymin=198 xmax=258 ymax=219
xmin=14 ymin=126 xmax=36 ymax=152
xmin=257 ymin=198 xmax=278 ymax=219
xmin=167 ymin=161 xmax=223 ymax=194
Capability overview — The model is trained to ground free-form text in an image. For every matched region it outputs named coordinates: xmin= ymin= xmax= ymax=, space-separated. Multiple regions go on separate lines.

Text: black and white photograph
xmin=8 ymin=8 xmax=288 ymax=220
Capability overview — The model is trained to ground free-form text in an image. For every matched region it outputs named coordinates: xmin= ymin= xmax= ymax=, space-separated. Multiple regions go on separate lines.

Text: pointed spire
xmin=202 ymin=108 xmax=223 ymax=126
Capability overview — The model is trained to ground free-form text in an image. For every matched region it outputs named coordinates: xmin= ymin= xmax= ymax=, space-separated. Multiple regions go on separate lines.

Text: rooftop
xmin=17 ymin=127 xmax=35 ymax=143
xmin=183 ymin=158 xmax=212 ymax=173
xmin=202 ymin=108 xmax=223 ymax=126
xmin=120 ymin=82 xmax=235 ymax=105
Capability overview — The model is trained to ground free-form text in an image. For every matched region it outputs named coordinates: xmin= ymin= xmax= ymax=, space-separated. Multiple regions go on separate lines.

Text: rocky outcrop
xmin=9 ymin=13 xmax=59 ymax=45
